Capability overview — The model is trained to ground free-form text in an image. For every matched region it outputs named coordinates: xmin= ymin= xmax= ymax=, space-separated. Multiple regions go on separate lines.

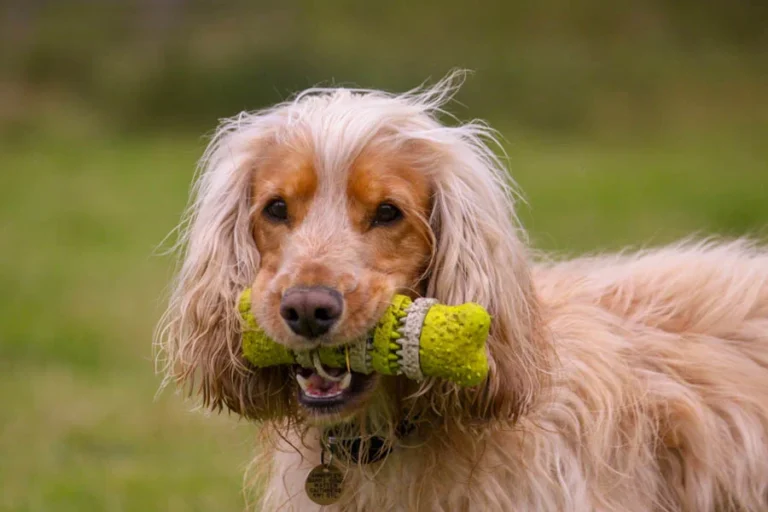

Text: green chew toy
xmin=239 ymin=289 xmax=491 ymax=387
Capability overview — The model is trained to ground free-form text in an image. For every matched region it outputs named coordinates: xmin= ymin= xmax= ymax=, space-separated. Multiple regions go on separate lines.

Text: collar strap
xmin=324 ymin=418 xmax=416 ymax=465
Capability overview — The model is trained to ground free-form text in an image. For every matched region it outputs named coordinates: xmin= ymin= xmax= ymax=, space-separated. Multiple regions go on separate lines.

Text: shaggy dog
xmin=157 ymin=74 xmax=768 ymax=511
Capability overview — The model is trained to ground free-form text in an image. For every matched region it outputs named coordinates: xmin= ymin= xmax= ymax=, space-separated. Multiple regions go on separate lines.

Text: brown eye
xmin=371 ymin=202 xmax=402 ymax=227
xmin=263 ymin=198 xmax=288 ymax=222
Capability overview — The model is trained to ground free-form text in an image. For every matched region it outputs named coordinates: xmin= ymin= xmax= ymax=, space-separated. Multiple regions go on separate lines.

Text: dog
xmin=157 ymin=73 xmax=768 ymax=511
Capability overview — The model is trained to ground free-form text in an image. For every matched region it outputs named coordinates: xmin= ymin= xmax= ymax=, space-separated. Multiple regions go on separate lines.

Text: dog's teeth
xmin=339 ymin=372 xmax=352 ymax=390
xmin=296 ymin=374 xmax=309 ymax=391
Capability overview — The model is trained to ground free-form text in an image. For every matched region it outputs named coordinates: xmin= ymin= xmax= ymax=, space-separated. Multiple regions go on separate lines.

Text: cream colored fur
xmin=157 ymin=73 xmax=768 ymax=511
xmin=255 ymin=241 xmax=768 ymax=511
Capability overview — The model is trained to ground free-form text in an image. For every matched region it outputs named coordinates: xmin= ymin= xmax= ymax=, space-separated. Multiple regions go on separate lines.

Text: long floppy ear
xmin=422 ymin=121 xmax=552 ymax=424
xmin=155 ymin=113 xmax=293 ymax=421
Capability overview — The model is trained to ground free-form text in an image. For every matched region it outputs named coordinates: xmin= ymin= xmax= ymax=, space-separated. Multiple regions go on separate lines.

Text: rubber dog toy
xmin=239 ymin=289 xmax=490 ymax=386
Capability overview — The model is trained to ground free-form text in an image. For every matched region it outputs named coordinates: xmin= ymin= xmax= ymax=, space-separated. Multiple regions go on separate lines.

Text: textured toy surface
xmin=239 ymin=288 xmax=491 ymax=386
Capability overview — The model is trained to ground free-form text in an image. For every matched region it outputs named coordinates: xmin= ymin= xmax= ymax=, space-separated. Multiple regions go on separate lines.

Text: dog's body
xmin=158 ymin=75 xmax=768 ymax=511
xmin=259 ymin=242 xmax=768 ymax=511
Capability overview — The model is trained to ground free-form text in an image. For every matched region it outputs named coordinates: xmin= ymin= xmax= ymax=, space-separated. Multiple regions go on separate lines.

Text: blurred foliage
xmin=1 ymin=0 xmax=767 ymax=139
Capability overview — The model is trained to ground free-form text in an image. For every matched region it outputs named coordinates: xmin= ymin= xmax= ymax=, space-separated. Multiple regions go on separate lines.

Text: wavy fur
xmin=157 ymin=72 xmax=768 ymax=511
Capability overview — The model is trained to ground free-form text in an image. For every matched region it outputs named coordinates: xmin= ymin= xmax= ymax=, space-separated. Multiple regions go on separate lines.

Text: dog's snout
xmin=279 ymin=286 xmax=343 ymax=338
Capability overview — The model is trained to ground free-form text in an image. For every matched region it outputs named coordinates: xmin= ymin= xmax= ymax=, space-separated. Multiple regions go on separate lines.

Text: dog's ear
xmin=421 ymin=125 xmax=552 ymax=424
xmin=156 ymin=116 xmax=293 ymax=421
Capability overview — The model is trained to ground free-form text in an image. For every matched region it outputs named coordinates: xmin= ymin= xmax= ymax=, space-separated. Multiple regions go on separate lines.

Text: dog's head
xmin=157 ymin=74 xmax=551 ymax=436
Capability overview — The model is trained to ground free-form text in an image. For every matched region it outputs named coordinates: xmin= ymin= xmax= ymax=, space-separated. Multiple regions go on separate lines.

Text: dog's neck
xmin=322 ymin=415 xmax=418 ymax=465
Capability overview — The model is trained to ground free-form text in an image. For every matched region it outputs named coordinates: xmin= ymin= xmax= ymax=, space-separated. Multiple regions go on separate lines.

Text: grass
xmin=0 ymin=136 xmax=254 ymax=512
xmin=1 ymin=127 xmax=766 ymax=511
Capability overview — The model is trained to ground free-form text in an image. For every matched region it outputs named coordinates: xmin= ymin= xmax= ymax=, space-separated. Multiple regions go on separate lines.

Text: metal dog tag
xmin=305 ymin=464 xmax=344 ymax=505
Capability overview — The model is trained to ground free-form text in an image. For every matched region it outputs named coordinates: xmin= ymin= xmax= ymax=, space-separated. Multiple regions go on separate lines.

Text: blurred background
xmin=0 ymin=1 xmax=766 ymax=510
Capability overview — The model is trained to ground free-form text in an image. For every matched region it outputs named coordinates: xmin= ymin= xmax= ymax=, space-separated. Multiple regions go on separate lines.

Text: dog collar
xmin=323 ymin=417 xmax=416 ymax=465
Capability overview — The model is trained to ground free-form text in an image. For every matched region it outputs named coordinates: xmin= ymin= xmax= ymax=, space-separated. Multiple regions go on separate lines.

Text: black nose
xmin=279 ymin=286 xmax=343 ymax=338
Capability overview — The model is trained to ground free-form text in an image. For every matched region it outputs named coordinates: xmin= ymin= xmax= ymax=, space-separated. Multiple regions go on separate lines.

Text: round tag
xmin=305 ymin=464 xmax=344 ymax=505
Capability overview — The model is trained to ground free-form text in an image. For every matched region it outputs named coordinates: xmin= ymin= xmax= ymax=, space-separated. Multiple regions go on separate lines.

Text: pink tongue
xmin=308 ymin=373 xmax=335 ymax=391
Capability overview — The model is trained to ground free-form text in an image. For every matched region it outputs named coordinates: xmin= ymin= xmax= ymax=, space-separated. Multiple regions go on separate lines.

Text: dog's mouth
xmin=294 ymin=364 xmax=375 ymax=417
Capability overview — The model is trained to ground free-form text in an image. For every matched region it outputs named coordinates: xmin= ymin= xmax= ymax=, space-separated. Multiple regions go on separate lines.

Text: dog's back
xmin=529 ymin=240 xmax=768 ymax=511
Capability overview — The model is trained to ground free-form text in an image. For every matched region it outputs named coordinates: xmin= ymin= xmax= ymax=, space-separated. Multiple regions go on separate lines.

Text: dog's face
xmin=249 ymin=140 xmax=432 ymax=422
xmin=159 ymin=78 xmax=551 ymax=433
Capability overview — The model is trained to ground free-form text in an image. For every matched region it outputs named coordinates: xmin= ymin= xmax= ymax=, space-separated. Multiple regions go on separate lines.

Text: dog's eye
xmin=371 ymin=203 xmax=403 ymax=227
xmin=263 ymin=198 xmax=289 ymax=223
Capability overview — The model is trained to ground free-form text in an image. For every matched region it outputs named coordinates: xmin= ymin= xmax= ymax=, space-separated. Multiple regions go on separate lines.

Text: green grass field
xmin=1 ymin=128 xmax=766 ymax=511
